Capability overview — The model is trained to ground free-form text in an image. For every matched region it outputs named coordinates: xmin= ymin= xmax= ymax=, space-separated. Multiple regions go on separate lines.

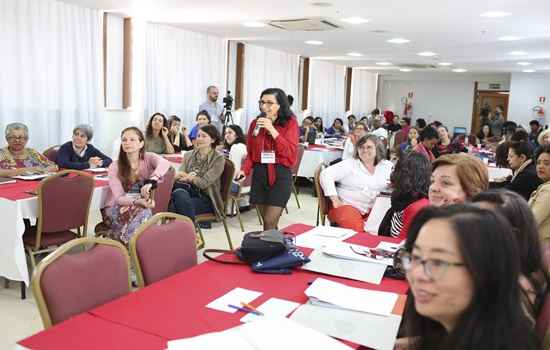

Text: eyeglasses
xmin=258 ymin=100 xmax=278 ymax=107
xmin=7 ymin=136 xmax=27 ymax=141
xmin=400 ymin=251 xmax=465 ymax=280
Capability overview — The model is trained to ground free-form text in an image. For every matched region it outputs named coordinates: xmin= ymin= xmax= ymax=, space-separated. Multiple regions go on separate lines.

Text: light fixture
xmin=347 ymin=52 xmax=363 ymax=57
xmin=523 ymin=69 xmax=536 ymax=73
xmin=386 ymin=38 xmax=410 ymax=44
xmin=341 ymin=17 xmax=369 ymax=24
xmin=399 ymin=68 xmax=412 ymax=72
xmin=509 ymin=51 xmax=528 ymax=56
xmin=452 ymin=68 xmax=468 ymax=73
xmin=242 ymin=21 xmax=266 ymax=28
xmin=438 ymin=62 xmax=453 ymax=66
xmin=517 ymin=62 xmax=532 ymax=66
xmin=305 ymin=40 xmax=323 ymax=45
xmin=418 ymin=51 xmax=437 ymax=57
xmin=311 ymin=1 xmax=333 ymax=7
xmin=480 ymin=11 xmax=511 ymax=18
xmin=376 ymin=62 xmax=392 ymax=66
xmin=498 ymin=36 xmax=522 ymax=41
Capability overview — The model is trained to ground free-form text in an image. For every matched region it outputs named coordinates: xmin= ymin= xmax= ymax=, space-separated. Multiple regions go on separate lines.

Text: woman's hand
xmin=161 ymin=127 xmax=169 ymax=138
xmin=89 ymin=157 xmax=103 ymax=167
xmin=140 ymin=183 xmax=153 ymax=200
xmin=257 ymin=117 xmax=275 ymax=133
xmin=181 ymin=126 xmax=188 ymax=136
xmin=234 ymin=170 xmax=245 ymax=183
xmin=134 ymin=198 xmax=155 ymax=209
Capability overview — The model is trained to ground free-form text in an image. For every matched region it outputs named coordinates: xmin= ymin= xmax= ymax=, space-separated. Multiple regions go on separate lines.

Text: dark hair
xmin=332 ymin=118 xmax=344 ymax=128
xmin=511 ymin=129 xmax=529 ymax=143
xmin=391 ymin=152 xmax=431 ymax=200
xmin=287 ymin=94 xmax=294 ymax=107
xmin=313 ymin=117 xmax=324 ymax=132
xmin=419 ymin=126 xmax=439 ymax=141
xmin=431 ymin=120 xmax=443 ymax=128
xmin=303 ymin=116 xmax=314 ymax=123
xmin=508 ymin=141 xmax=533 ymax=160
xmin=371 ymin=108 xmax=380 ymax=116
xmin=403 ymin=205 xmax=539 ymax=350
xmin=495 ymin=141 xmax=510 ymax=168
xmin=415 ymin=118 xmax=427 ymax=129
xmin=353 ymin=134 xmax=384 ymax=164
xmin=169 ymin=115 xmax=181 ymax=124
xmin=471 ymin=189 xmax=548 ymax=316
xmin=347 ymin=114 xmax=356 ymax=121
xmin=530 ymin=120 xmax=540 ymax=127
xmin=196 ymin=110 xmax=212 ymax=123
xmin=118 ymin=127 xmax=146 ymax=191
xmin=145 ymin=113 xmax=168 ymax=138
xmin=260 ymin=88 xmax=293 ymax=126
xmin=402 ymin=117 xmax=412 ymax=126
xmin=223 ymin=124 xmax=246 ymax=150
xmin=476 ymin=124 xmax=493 ymax=139
xmin=198 ymin=124 xmax=221 ymax=149
xmin=535 ymin=144 xmax=550 ymax=161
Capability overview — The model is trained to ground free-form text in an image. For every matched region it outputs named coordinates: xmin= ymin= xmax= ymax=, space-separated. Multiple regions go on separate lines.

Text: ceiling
xmin=61 ymin=0 xmax=550 ymax=74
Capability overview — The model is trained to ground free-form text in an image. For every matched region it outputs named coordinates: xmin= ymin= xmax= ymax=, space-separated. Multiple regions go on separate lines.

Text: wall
xmin=98 ymin=110 xmax=144 ymax=157
xmin=508 ymin=72 xmax=550 ymax=128
xmin=377 ymin=72 xmax=510 ymax=133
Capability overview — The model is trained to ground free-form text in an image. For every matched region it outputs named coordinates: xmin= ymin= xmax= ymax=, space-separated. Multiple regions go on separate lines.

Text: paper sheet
xmin=376 ymin=241 xmax=402 ymax=253
xmin=294 ymin=226 xmax=356 ymax=249
xmin=205 ymin=287 xmax=262 ymax=313
xmin=167 ymin=329 xmax=254 ymax=350
xmin=364 ymin=196 xmax=392 ymax=234
xmin=240 ymin=298 xmax=300 ymax=323
xmin=304 ymin=278 xmax=398 ymax=316
xmin=12 ymin=173 xmax=51 ymax=181
xmin=321 ymin=242 xmax=393 ymax=266
xmin=85 ymin=167 xmax=107 ymax=173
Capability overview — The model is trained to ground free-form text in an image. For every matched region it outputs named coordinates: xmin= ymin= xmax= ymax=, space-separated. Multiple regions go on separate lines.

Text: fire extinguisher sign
xmin=540 ymin=97 xmax=546 ymax=104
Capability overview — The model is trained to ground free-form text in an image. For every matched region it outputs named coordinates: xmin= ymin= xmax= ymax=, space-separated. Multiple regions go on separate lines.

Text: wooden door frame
xmin=470 ymin=82 xmax=510 ymax=134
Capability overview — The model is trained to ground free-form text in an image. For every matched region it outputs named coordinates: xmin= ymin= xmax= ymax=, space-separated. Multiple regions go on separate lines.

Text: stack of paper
xmin=321 ymin=242 xmax=394 ymax=266
xmin=294 ymin=226 xmax=356 ymax=249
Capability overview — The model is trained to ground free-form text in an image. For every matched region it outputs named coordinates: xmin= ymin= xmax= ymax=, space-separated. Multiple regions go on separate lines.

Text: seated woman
xmin=413 ymin=126 xmax=438 ymax=161
xmin=167 ymin=115 xmax=193 ymax=153
xmin=342 ymin=123 xmax=368 ymax=160
xmin=189 ymin=110 xmax=212 ymax=144
xmin=313 ymin=117 xmax=325 ymax=134
xmin=477 ymin=124 xmax=493 ymax=146
xmin=103 ymin=127 xmax=170 ymax=244
xmin=320 ymin=134 xmax=393 ymax=232
xmin=529 ymin=144 xmax=550 ymax=243
xmin=399 ymin=205 xmax=540 ymax=350
xmin=472 ymin=189 xmax=548 ymax=324
xmin=0 ymin=122 xmax=58 ymax=177
xmin=399 ymin=127 xmax=419 ymax=155
xmin=57 ymin=124 xmax=112 ymax=170
xmin=169 ymin=125 xmax=225 ymax=227
xmin=299 ymin=116 xmax=317 ymax=144
xmin=223 ymin=125 xmax=247 ymax=193
xmin=325 ymin=118 xmax=346 ymax=137
xmin=429 ymin=153 xmax=489 ymax=206
xmin=504 ymin=141 xmax=541 ymax=200
xmin=378 ymin=152 xmax=431 ymax=239
xmin=144 ymin=113 xmax=175 ymax=154
xmin=436 ymin=125 xmax=464 ymax=156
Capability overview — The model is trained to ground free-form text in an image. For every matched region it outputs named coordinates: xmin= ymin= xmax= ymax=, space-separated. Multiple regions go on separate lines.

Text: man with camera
xmin=199 ymin=85 xmax=228 ymax=132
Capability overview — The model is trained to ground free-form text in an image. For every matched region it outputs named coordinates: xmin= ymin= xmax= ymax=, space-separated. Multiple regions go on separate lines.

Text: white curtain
xmin=243 ymin=44 xmax=300 ymax=129
xmin=351 ymin=69 xmax=378 ymax=117
xmin=0 ymin=0 xmax=103 ymax=151
xmin=145 ymin=24 xmax=227 ymax=128
xmin=308 ymin=60 xmax=346 ymax=125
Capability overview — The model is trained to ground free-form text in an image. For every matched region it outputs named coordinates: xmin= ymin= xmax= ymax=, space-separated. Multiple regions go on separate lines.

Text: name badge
xmin=261 ymin=151 xmax=276 ymax=164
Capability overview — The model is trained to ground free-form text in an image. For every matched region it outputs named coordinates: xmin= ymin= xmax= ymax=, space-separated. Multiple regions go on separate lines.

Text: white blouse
xmin=228 ymin=142 xmax=247 ymax=173
xmin=320 ymin=158 xmax=393 ymax=214
xmin=342 ymin=138 xmax=354 ymax=160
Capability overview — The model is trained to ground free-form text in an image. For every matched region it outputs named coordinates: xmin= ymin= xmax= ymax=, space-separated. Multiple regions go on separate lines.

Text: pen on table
xmin=240 ymin=301 xmax=264 ymax=315
xmin=227 ymin=304 xmax=262 ymax=316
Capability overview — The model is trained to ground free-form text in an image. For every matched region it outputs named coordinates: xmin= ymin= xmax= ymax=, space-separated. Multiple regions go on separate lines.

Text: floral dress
xmin=0 ymin=147 xmax=54 ymax=169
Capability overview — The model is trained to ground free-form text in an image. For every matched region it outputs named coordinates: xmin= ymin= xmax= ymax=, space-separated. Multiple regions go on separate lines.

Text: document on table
xmin=302 ymin=249 xmax=387 ymax=284
xmin=85 ymin=167 xmax=107 ymax=173
xmin=290 ymin=302 xmax=401 ymax=350
xmin=376 ymin=241 xmax=402 ymax=253
xmin=205 ymin=287 xmax=262 ymax=313
xmin=240 ymin=297 xmax=300 ymax=323
xmin=364 ymin=195 xmax=392 ymax=233
xmin=294 ymin=226 xmax=356 ymax=249
xmin=12 ymin=173 xmax=52 ymax=181
xmin=321 ymin=241 xmax=394 ymax=266
xmin=305 ymin=278 xmax=398 ymax=316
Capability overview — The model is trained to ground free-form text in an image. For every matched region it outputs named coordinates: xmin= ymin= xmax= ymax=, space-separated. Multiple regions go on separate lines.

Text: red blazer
xmin=398 ymin=198 xmax=430 ymax=240
xmin=243 ymin=115 xmax=299 ymax=186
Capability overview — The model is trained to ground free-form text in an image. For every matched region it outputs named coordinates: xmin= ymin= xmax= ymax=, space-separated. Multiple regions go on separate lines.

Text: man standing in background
xmin=199 ymin=86 xmax=224 ymax=132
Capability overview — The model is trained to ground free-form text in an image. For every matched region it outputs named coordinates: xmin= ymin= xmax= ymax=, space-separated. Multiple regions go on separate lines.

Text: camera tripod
xmin=222 ymin=108 xmax=234 ymax=128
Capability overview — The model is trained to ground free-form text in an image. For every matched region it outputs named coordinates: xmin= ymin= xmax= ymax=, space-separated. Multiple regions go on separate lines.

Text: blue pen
xmin=227 ymin=304 xmax=262 ymax=316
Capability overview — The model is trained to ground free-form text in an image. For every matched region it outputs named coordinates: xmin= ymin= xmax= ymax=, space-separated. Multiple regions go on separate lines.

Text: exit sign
xmin=489 ymin=83 xmax=501 ymax=90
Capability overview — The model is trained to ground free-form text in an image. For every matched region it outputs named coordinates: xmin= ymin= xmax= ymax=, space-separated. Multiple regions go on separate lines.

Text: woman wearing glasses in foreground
xmin=396 ymin=205 xmax=539 ymax=349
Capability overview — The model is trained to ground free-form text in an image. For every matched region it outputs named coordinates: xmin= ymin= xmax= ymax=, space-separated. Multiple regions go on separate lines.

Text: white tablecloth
xmin=297 ymin=148 xmax=343 ymax=178
xmin=0 ymin=183 xmax=110 ymax=286
xmin=488 ymin=167 xmax=512 ymax=181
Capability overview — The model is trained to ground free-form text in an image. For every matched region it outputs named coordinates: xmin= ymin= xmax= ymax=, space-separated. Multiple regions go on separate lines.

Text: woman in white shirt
xmin=320 ymin=134 xmax=393 ymax=232
xmin=223 ymin=125 xmax=247 ymax=193
xmin=342 ymin=123 xmax=368 ymax=160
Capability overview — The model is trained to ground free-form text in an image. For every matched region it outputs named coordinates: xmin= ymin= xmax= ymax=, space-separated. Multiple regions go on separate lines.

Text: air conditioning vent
xmin=268 ymin=18 xmax=340 ymax=31
xmin=398 ymin=63 xmax=438 ymax=70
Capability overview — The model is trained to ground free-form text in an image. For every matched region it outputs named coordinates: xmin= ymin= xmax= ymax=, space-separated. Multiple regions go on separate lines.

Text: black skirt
xmin=250 ymin=164 xmax=292 ymax=208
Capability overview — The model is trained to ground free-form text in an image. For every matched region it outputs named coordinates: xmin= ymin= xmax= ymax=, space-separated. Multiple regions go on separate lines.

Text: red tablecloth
xmin=0 ymin=179 xmax=108 ymax=201
xmin=18 ymin=314 xmax=166 ymax=350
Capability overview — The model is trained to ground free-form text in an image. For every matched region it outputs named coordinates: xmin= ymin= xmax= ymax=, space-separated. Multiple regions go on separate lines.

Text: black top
xmin=505 ymin=161 xmax=542 ymax=201
xmin=56 ymin=141 xmax=112 ymax=170
xmin=170 ymin=133 xmax=193 ymax=153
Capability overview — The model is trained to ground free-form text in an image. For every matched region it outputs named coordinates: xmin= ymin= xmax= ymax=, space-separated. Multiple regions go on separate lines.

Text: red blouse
xmin=243 ymin=115 xmax=299 ymax=186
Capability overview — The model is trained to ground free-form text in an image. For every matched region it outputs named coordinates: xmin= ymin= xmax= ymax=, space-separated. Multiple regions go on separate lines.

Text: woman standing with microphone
xmin=235 ymin=88 xmax=299 ymax=230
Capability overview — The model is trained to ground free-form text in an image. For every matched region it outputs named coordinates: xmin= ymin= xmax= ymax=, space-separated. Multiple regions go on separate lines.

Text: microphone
xmin=253 ymin=112 xmax=266 ymax=136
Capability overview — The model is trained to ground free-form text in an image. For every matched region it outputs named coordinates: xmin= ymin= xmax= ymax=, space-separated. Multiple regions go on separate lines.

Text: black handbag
xmin=236 ymin=230 xmax=287 ymax=263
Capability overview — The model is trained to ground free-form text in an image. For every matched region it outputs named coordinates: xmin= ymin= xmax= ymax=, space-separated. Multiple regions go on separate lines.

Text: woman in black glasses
xmin=398 ymin=205 xmax=539 ymax=350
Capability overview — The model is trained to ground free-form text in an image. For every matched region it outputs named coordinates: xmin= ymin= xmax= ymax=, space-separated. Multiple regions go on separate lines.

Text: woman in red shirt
xmin=235 ymin=88 xmax=299 ymax=230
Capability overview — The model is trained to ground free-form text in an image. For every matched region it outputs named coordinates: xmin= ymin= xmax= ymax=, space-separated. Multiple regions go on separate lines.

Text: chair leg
xmin=284 ymin=206 xmax=289 ymax=214
xmin=255 ymin=206 xmax=263 ymax=226
xmin=316 ymin=205 xmax=320 ymax=226
xmin=20 ymin=281 xmax=26 ymax=300
xmin=291 ymin=182 xmax=301 ymax=209
xmin=221 ymin=218 xmax=233 ymax=250
xmin=28 ymin=250 xmax=37 ymax=271
xmin=234 ymin=199 xmax=245 ymax=232
xmin=195 ymin=223 xmax=205 ymax=250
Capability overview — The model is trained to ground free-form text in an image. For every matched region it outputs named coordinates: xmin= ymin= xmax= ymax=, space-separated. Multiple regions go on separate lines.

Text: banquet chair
xmin=289 ymin=144 xmax=306 ymax=209
xmin=152 ymin=167 xmax=176 ymax=214
xmin=32 ymin=237 xmax=130 ymax=329
xmin=42 ymin=145 xmax=61 ymax=163
xmin=229 ymin=173 xmax=263 ymax=232
xmin=129 ymin=213 xmax=198 ymax=288
xmin=314 ymin=164 xmax=330 ymax=226
xmin=196 ymin=158 xmax=234 ymax=249
xmin=22 ymin=170 xmax=94 ymax=299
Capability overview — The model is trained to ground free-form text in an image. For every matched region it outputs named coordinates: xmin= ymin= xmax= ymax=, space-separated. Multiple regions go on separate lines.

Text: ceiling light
xmin=418 ymin=51 xmax=437 ymax=56
xmin=517 ymin=62 xmax=532 ymax=66
xmin=311 ymin=1 xmax=333 ymax=7
xmin=452 ymin=68 xmax=468 ymax=73
xmin=509 ymin=51 xmax=528 ymax=56
xmin=305 ymin=40 xmax=323 ymax=45
xmin=498 ymin=36 xmax=522 ymax=41
xmin=376 ymin=62 xmax=392 ymax=66
xmin=523 ymin=69 xmax=536 ymax=73
xmin=438 ymin=62 xmax=453 ymax=66
xmin=242 ymin=21 xmax=266 ymax=28
xmin=480 ymin=11 xmax=511 ymax=18
xmin=399 ymin=68 xmax=412 ymax=72
xmin=341 ymin=17 xmax=369 ymax=24
xmin=386 ymin=38 xmax=410 ymax=44
xmin=347 ymin=52 xmax=363 ymax=57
